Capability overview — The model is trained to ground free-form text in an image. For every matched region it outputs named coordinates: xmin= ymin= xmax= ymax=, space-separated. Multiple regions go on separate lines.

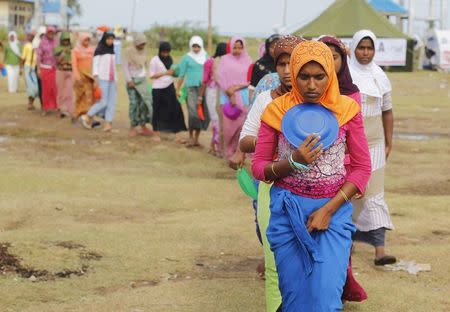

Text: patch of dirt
xmin=431 ymin=230 xmax=450 ymax=238
xmin=388 ymin=179 xmax=450 ymax=196
xmin=0 ymin=241 xmax=103 ymax=281
xmin=189 ymin=255 xmax=262 ymax=280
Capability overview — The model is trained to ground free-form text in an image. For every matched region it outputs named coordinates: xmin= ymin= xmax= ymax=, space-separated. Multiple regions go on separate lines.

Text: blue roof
xmin=369 ymin=0 xmax=408 ymax=14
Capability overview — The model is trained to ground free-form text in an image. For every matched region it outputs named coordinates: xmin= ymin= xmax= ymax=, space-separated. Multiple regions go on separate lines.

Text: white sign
xmin=341 ymin=38 xmax=408 ymax=67
xmin=436 ymin=30 xmax=450 ymax=69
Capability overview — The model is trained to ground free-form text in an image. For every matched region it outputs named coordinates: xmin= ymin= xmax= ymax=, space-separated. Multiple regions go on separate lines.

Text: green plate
xmin=237 ymin=168 xmax=258 ymax=200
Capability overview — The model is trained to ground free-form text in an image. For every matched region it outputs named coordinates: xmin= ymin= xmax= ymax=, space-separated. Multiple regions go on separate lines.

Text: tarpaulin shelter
xmin=294 ymin=0 xmax=414 ymax=71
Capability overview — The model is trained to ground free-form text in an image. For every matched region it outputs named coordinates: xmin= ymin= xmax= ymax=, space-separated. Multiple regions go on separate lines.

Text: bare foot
xmin=129 ymin=128 xmax=139 ymax=137
xmin=139 ymin=126 xmax=154 ymax=136
xmin=151 ymin=135 xmax=162 ymax=142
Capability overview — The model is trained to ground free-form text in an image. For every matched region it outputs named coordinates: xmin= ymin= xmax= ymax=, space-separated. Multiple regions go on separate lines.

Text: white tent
xmin=424 ymin=29 xmax=450 ymax=71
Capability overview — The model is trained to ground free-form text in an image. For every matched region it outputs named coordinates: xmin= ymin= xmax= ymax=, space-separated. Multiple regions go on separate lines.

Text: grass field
xmin=0 ymin=69 xmax=449 ymax=312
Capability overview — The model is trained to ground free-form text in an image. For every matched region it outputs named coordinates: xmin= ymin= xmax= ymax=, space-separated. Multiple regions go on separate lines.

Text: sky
xmin=74 ymin=0 xmax=450 ymax=37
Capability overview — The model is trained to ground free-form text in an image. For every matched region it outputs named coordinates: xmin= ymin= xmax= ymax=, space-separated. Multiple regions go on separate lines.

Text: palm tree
xmin=67 ymin=0 xmax=82 ymax=26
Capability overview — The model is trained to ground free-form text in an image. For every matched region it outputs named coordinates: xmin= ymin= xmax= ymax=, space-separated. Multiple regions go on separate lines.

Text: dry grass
xmin=0 ymin=70 xmax=449 ymax=312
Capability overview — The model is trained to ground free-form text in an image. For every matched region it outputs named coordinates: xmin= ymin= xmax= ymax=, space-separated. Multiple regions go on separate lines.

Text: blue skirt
xmin=267 ymin=185 xmax=356 ymax=312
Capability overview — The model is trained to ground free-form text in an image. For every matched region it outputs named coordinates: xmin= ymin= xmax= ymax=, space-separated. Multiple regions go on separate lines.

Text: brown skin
xmin=355 ymin=38 xmax=375 ymax=65
xmin=263 ymin=61 xmax=360 ymax=233
xmin=327 ymin=44 xmax=342 ymax=74
xmin=239 ymin=53 xmax=292 ymax=154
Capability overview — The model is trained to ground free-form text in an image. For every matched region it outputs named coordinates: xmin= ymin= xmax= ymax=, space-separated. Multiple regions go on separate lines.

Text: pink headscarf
xmin=73 ymin=32 xmax=95 ymax=57
xmin=217 ymin=36 xmax=253 ymax=91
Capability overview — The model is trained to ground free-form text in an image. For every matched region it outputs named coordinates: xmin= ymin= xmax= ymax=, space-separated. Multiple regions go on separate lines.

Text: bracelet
xmin=271 ymin=162 xmax=279 ymax=177
xmin=253 ymin=138 xmax=257 ymax=148
xmin=288 ymin=153 xmax=309 ymax=171
xmin=339 ymin=189 xmax=349 ymax=202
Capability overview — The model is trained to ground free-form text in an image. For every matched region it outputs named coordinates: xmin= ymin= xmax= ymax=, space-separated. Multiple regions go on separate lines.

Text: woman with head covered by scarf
xmin=123 ymin=33 xmax=153 ymax=137
xmin=150 ymin=41 xmax=187 ymax=143
xmin=72 ymin=32 xmax=96 ymax=119
xmin=176 ymin=36 xmax=209 ymax=147
xmin=217 ymin=36 xmax=253 ymax=168
xmin=54 ymin=31 xmax=74 ymax=119
xmin=240 ymin=35 xmax=303 ymax=312
xmin=37 ymin=26 xmax=58 ymax=114
xmin=4 ymin=31 xmax=22 ymax=93
xmin=349 ymin=30 xmax=396 ymax=266
xmin=249 ymin=34 xmax=280 ymax=100
xmin=252 ymin=41 xmax=371 ymax=311
xmin=22 ymin=31 xmax=39 ymax=109
xmin=81 ymin=31 xmax=117 ymax=132
xmin=197 ymin=42 xmax=228 ymax=156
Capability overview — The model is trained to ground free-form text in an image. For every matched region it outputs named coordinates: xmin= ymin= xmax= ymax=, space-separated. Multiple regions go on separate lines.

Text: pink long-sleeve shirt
xmin=252 ymin=112 xmax=371 ymax=198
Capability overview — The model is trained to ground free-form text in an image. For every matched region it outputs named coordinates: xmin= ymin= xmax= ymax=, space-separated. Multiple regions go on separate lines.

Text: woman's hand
xmin=165 ymin=69 xmax=174 ymax=76
xmin=292 ymin=134 xmax=323 ymax=165
xmin=127 ymin=81 xmax=136 ymax=89
xmin=385 ymin=144 xmax=392 ymax=160
xmin=306 ymin=207 xmax=332 ymax=233
xmin=228 ymin=150 xmax=245 ymax=170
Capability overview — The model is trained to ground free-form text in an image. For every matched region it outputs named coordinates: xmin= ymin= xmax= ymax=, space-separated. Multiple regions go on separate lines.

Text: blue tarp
xmin=26 ymin=0 xmax=75 ymax=16
xmin=369 ymin=0 xmax=408 ymax=14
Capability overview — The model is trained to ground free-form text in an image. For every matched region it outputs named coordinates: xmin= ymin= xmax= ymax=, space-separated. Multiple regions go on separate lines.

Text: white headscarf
xmin=32 ymin=26 xmax=46 ymax=49
xmin=349 ymin=29 xmax=392 ymax=98
xmin=8 ymin=31 xmax=21 ymax=57
xmin=187 ymin=35 xmax=207 ymax=65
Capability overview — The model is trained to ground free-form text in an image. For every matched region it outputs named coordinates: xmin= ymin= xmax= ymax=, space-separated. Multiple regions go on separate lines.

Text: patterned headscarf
xmin=271 ymin=35 xmax=305 ymax=98
xmin=262 ymin=40 xmax=360 ymax=130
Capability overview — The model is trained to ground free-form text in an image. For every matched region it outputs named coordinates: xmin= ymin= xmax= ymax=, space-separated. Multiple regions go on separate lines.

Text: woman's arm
xmin=307 ymin=113 xmax=372 ymax=233
xmin=381 ymin=92 xmax=394 ymax=160
xmin=239 ymin=94 xmax=267 ymax=153
xmin=252 ymin=122 xmax=322 ymax=181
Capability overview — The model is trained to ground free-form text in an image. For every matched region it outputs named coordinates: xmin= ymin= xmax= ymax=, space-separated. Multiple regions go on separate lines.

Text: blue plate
xmin=281 ymin=103 xmax=339 ymax=149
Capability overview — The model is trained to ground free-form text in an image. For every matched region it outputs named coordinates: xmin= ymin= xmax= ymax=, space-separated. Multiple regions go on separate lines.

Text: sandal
xmin=374 ymin=255 xmax=397 ymax=266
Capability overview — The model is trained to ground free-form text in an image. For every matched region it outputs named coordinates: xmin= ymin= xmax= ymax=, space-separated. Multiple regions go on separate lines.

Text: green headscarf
xmin=54 ymin=31 xmax=72 ymax=62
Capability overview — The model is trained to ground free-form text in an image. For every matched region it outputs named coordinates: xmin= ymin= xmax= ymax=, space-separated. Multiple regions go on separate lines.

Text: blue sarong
xmin=267 ymin=186 xmax=356 ymax=312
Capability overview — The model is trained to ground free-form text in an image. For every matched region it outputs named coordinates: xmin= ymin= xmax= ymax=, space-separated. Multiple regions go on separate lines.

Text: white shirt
xmin=239 ymin=90 xmax=273 ymax=141
xmin=149 ymin=56 xmax=174 ymax=89
xmin=92 ymin=54 xmax=117 ymax=81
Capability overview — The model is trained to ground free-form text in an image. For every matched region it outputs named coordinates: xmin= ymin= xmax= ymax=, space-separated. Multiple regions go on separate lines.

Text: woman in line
xmin=21 ymin=31 xmax=39 ymax=110
xmin=81 ymin=31 xmax=117 ymax=132
xmin=72 ymin=32 xmax=96 ymax=120
xmin=176 ymin=36 xmax=209 ymax=147
xmin=217 ymin=36 xmax=252 ymax=167
xmin=249 ymin=34 xmax=280 ymax=101
xmin=37 ymin=27 xmax=58 ymax=115
xmin=198 ymin=42 xmax=228 ymax=156
xmin=252 ymin=40 xmax=371 ymax=311
xmin=32 ymin=26 xmax=47 ymax=109
xmin=349 ymin=30 xmax=396 ymax=266
xmin=123 ymin=33 xmax=153 ymax=137
xmin=4 ymin=31 xmax=22 ymax=93
xmin=319 ymin=35 xmax=368 ymax=302
xmin=150 ymin=42 xmax=187 ymax=143
xmin=240 ymin=35 xmax=303 ymax=312
xmin=54 ymin=31 xmax=74 ymax=119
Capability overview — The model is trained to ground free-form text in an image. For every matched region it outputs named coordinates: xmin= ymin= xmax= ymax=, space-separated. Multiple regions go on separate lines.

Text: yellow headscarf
xmin=261 ymin=40 xmax=360 ymax=131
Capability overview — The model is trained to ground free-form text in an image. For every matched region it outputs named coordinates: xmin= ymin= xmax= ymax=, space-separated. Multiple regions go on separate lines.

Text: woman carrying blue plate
xmin=252 ymin=40 xmax=372 ymax=311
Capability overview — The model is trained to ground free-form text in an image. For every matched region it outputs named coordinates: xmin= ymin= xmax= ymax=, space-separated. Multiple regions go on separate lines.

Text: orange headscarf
xmin=261 ymin=40 xmax=360 ymax=131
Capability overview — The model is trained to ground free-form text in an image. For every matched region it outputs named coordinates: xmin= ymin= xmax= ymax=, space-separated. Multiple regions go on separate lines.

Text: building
xmin=0 ymin=0 xmax=34 ymax=29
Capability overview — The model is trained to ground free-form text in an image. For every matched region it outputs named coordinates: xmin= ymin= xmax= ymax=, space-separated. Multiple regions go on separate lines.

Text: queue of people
xmin=1 ymin=25 xmax=396 ymax=311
